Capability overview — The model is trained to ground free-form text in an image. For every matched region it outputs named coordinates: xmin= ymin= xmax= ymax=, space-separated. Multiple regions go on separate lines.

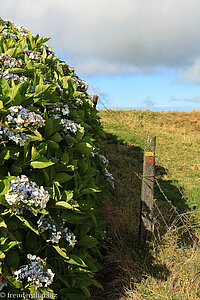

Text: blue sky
xmin=1 ymin=0 xmax=200 ymax=111
xmin=84 ymin=72 xmax=200 ymax=111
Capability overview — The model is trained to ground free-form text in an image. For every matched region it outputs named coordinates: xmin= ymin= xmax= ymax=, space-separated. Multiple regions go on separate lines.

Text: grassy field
xmin=91 ymin=109 xmax=200 ymax=300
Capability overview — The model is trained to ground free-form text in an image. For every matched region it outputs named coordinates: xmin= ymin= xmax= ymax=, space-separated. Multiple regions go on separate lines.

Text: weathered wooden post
xmin=92 ymin=95 xmax=98 ymax=109
xmin=139 ymin=135 xmax=156 ymax=245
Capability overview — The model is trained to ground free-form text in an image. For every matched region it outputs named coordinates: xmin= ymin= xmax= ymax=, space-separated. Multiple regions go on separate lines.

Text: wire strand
xmin=152 ymin=230 xmax=182 ymax=300
xmin=99 ymin=98 xmax=200 ymax=223
xmin=99 ymin=98 xmax=146 ymax=147
xmin=154 ymin=200 xmax=200 ymax=291
xmin=155 ymin=179 xmax=198 ymax=245
xmin=155 ymin=156 xmax=200 ymax=222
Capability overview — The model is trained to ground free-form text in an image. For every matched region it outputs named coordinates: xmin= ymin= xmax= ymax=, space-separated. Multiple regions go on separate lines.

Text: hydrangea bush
xmin=0 ymin=17 xmax=114 ymax=299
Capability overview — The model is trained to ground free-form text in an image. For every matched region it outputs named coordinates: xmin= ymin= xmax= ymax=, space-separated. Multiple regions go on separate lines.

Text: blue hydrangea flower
xmin=5 ymin=175 xmax=50 ymax=211
xmin=37 ymin=215 xmax=76 ymax=246
xmin=0 ymin=53 xmax=22 ymax=68
xmin=13 ymin=254 xmax=54 ymax=288
xmin=7 ymin=106 xmax=45 ymax=128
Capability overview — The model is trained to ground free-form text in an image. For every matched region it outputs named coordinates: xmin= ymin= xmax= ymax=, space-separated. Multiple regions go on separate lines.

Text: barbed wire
xmin=98 ymin=98 xmax=146 ymax=147
xmin=110 ymin=160 xmax=198 ymax=253
xmin=99 ymin=99 xmax=200 ymax=297
xmin=155 ymin=179 xmax=198 ymax=245
xmin=154 ymin=200 xmax=200 ymax=291
xmin=152 ymin=229 xmax=182 ymax=300
xmin=99 ymin=98 xmax=200 ymax=221
xmin=134 ymin=169 xmax=198 ymax=247
xmin=113 ymin=172 xmax=200 ymax=296
xmin=107 ymin=176 xmax=190 ymax=298
xmin=155 ymin=156 xmax=200 ymax=222
xmin=109 ymin=135 xmax=198 ymax=249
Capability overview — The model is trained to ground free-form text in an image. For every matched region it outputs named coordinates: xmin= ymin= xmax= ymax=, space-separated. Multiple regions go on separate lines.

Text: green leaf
xmin=5 ymin=48 xmax=16 ymax=56
xmin=37 ymin=287 xmax=56 ymax=299
xmin=42 ymin=46 xmax=47 ymax=62
xmin=62 ymin=211 xmax=88 ymax=224
xmin=28 ymin=30 xmax=34 ymax=48
xmin=26 ymin=134 xmax=42 ymax=142
xmin=0 ymin=149 xmax=11 ymax=164
xmin=0 ymin=178 xmax=10 ymax=195
xmin=75 ymin=142 xmax=94 ymax=155
xmin=4 ymin=149 xmax=10 ymax=160
xmin=61 ymin=152 xmax=69 ymax=164
xmin=61 ymin=76 xmax=71 ymax=89
xmin=7 ymin=220 xmax=19 ymax=231
xmin=7 ymin=83 xmax=22 ymax=105
xmin=0 ymin=217 xmax=7 ymax=237
xmin=45 ymin=118 xmax=54 ymax=138
xmin=49 ymin=264 xmax=70 ymax=288
xmin=0 ymin=237 xmax=7 ymax=246
xmin=63 ymin=190 xmax=73 ymax=201
xmin=47 ymin=140 xmax=59 ymax=149
xmin=31 ymin=146 xmax=40 ymax=161
xmin=6 ymin=250 xmax=20 ymax=269
xmin=0 ymin=238 xmax=21 ymax=252
xmin=56 ymin=61 xmax=64 ymax=76
xmin=50 ymin=132 xmax=62 ymax=143
xmin=27 ymin=129 xmax=43 ymax=141
xmin=79 ymin=188 xmax=101 ymax=196
xmin=78 ymin=235 xmax=98 ymax=248
xmin=55 ymin=201 xmax=74 ymax=210
xmin=0 ymin=240 xmax=21 ymax=252
xmin=73 ymin=91 xmax=83 ymax=97
xmin=76 ymin=125 xmax=85 ymax=142
xmin=60 ymin=288 xmax=86 ymax=300
xmin=68 ymin=254 xmax=87 ymax=267
xmin=11 ymin=165 xmax=22 ymax=174
xmin=88 ymin=212 xmax=97 ymax=227
xmin=0 ymin=250 xmax=5 ymax=260
xmin=80 ymin=285 xmax=90 ymax=298
xmin=16 ymin=215 xmax=39 ymax=235
xmin=29 ymin=206 xmax=48 ymax=216
xmin=54 ymin=172 xmax=73 ymax=184
xmin=90 ymin=278 xmax=104 ymax=290
xmin=64 ymin=135 xmax=78 ymax=144
xmin=5 ymin=273 xmax=23 ymax=288
xmin=35 ymin=84 xmax=53 ymax=96
xmin=53 ymin=181 xmax=61 ymax=200
xmin=0 ymin=77 xmax=9 ymax=93
xmin=28 ymin=286 xmax=43 ymax=300
xmin=42 ymin=169 xmax=50 ymax=183
xmin=53 ymin=245 xmax=69 ymax=260
xmin=31 ymin=158 xmax=55 ymax=169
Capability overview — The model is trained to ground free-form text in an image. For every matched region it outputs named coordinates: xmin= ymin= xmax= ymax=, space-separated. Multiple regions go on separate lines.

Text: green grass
xmin=91 ymin=109 xmax=200 ymax=300
xmin=99 ymin=109 xmax=200 ymax=208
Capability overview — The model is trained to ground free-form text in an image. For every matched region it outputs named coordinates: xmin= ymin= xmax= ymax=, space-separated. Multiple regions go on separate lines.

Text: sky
xmin=1 ymin=0 xmax=200 ymax=111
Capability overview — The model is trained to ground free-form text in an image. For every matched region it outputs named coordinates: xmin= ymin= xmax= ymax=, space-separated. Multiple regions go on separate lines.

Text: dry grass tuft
xmin=91 ymin=110 xmax=200 ymax=299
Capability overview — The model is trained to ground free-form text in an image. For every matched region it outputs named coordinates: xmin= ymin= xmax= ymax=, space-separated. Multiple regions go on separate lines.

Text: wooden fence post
xmin=139 ymin=135 xmax=156 ymax=245
xmin=92 ymin=95 xmax=98 ymax=109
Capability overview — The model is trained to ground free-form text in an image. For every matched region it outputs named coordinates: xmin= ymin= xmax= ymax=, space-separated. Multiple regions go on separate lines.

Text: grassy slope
xmin=99 ymin=109 xmax=200 ymax=208
xmin=91 ymin=109 xmax=200 ymax=300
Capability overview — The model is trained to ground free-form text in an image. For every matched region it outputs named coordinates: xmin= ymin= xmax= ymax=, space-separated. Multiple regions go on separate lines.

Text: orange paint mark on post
xmin=145 ymin=156 xmax=154 ymax=161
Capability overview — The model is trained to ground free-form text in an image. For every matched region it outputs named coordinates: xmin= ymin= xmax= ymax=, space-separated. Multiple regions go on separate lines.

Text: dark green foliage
xmin=0 ymin=18 xmax=108 ymax=299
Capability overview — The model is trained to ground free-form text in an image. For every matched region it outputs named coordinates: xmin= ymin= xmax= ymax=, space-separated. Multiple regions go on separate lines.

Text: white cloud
xmin=87 ymin=84 xmax=108 ymax=100
xmin=77 ymin=59 xmax=137 ymax=76
xmin=169 ymin=96 xmax=182 ymax=102
xmin=142 ymin=97 xmax=156 ymax=108
xmin=184 ymin=96 xmax=200 ymax=102
xmin=174 ymin=60 xmax=200 ymax=84
xmin=2 ymin=0 xmax=200 ymax=78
